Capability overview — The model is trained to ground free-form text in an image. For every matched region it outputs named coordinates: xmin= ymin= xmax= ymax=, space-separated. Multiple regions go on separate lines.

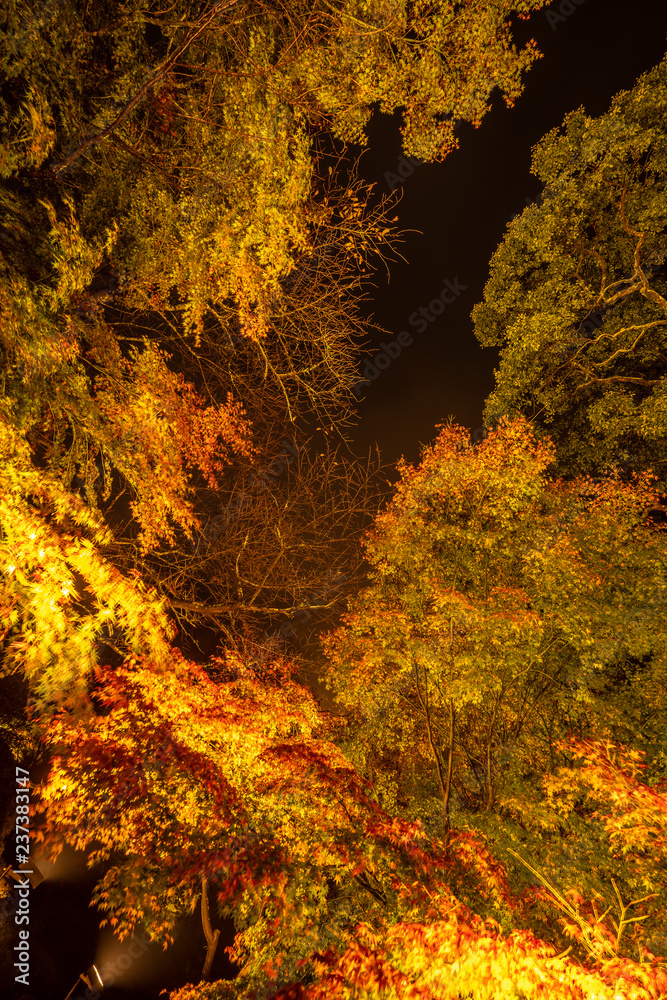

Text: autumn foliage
xmin=2 ymin=2 xmax=667 ymax=999
xmin=23 ymin=419 xmax=667 ymax=1000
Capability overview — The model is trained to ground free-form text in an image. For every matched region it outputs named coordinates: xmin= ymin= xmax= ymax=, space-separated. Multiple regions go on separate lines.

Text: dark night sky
xmin=7 ymin=4 xmax=667 ymax=999
xmin=348 ymin=0 xmax=667 ymax=471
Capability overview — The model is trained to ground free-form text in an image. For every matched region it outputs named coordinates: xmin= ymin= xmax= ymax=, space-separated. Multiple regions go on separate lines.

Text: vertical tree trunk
xmin=443 ymin=699 xmax=455 ymax=849
xmin=485 ymin=694 xmax=501 ymax=811
xmin=415 ymin=663 xmax=454 ymax=844
xmin=201 ymin=875 xmax=221 ymax=981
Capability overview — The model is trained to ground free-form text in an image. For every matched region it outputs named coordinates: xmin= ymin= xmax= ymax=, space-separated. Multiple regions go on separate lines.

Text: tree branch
xmin=413 ymin=661 xmax=451 ymax=838
xmin=201 ymin=875 xmax=221 ymax=981
xmin=353 ymin=871 xmax=387 ymax=906
xmin=51 ymin=0 xmax=241 ymax=177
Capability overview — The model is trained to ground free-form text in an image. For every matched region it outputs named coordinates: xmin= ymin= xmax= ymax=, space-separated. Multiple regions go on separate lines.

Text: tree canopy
xmin=473 ymin=53 xmax=667 ymax=489
xmin=323 ymin=415 xmax=667 ymax=966
xmin=3 ymin=4 xmax=667 ymax=1000
xmin=1 ymin=0 xmax=547 ymax=661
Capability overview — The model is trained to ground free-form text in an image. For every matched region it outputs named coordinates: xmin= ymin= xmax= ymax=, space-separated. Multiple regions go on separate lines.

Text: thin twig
xmin=51 ymin=0 xmax=241 ymax=176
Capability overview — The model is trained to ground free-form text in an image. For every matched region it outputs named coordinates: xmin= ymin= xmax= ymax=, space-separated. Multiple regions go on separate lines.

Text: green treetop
xmin=322 ymin=416 xmax=667 ymax=954
xmin=473 ymin=51 xmax=667 ymax=490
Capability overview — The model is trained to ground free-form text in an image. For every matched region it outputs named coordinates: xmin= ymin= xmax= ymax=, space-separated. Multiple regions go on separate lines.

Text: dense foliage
xmin=0 ymin=0 xmax=549 ymax=663
xmin=2 ymin=2 xmax=667 ymax=999
xmin=323 ymin=416 xmax=667 ymax=989
xmin=473 ymin=54 xmax=667 ymax=489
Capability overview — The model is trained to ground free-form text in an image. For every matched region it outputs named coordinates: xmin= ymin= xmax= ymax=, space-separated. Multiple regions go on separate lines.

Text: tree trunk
xmin=201 ymin=876 xmax=221 ymax=981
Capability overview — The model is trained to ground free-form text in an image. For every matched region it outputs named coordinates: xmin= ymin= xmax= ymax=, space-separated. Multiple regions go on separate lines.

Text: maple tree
xmin=2 ymin=0 xmax=549 ymax=664
xmin=32 ymin=633 xmax=496 ymax=997
xmin=3 ymin=0 xmax=548 ymax=344
xmin=38 ymin=632 xmax=667 ymax=1000
xmin=472 ymin=51 xmax=667 ymax=489
xmin=319 ymin=416 xmax=667 ymax=989
xmin=7 ymin=3 xmax=667 ymax=999
xmin=1 ymin=0 xmax=554 ymax=693
xmin=29 ymin=416 xmax=667 ymax=1000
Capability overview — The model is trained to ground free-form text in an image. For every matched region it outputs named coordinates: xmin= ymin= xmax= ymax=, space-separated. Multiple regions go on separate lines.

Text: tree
xmin=12 ymin=3 xmax=649 ymax=997
xmin=2 ymin=0 xmax=550 ymax=674
xmin=321 ymin=416 xmax=667 ymax=954
xmin=3 ymin=0 xmax=547 ymax=345
xmin=0 ymin=0 xmax=553 ymax=716
xmin=166 ymin=734 xmax=667 ymax=1000
xmin=44 ymin=617 xmax=662 ymax=1000
xmin=35 ymin=635 xmax=508 ymax=999
xmin=90 ymin=158 xmax=397 ymax=654
xmin=26 ymin=411 xmax=667 ymax=999
xmin=472 ymin=52 xmax=667 ymax=489
xmin=1 ymin=0 xmax=550 ymax=465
